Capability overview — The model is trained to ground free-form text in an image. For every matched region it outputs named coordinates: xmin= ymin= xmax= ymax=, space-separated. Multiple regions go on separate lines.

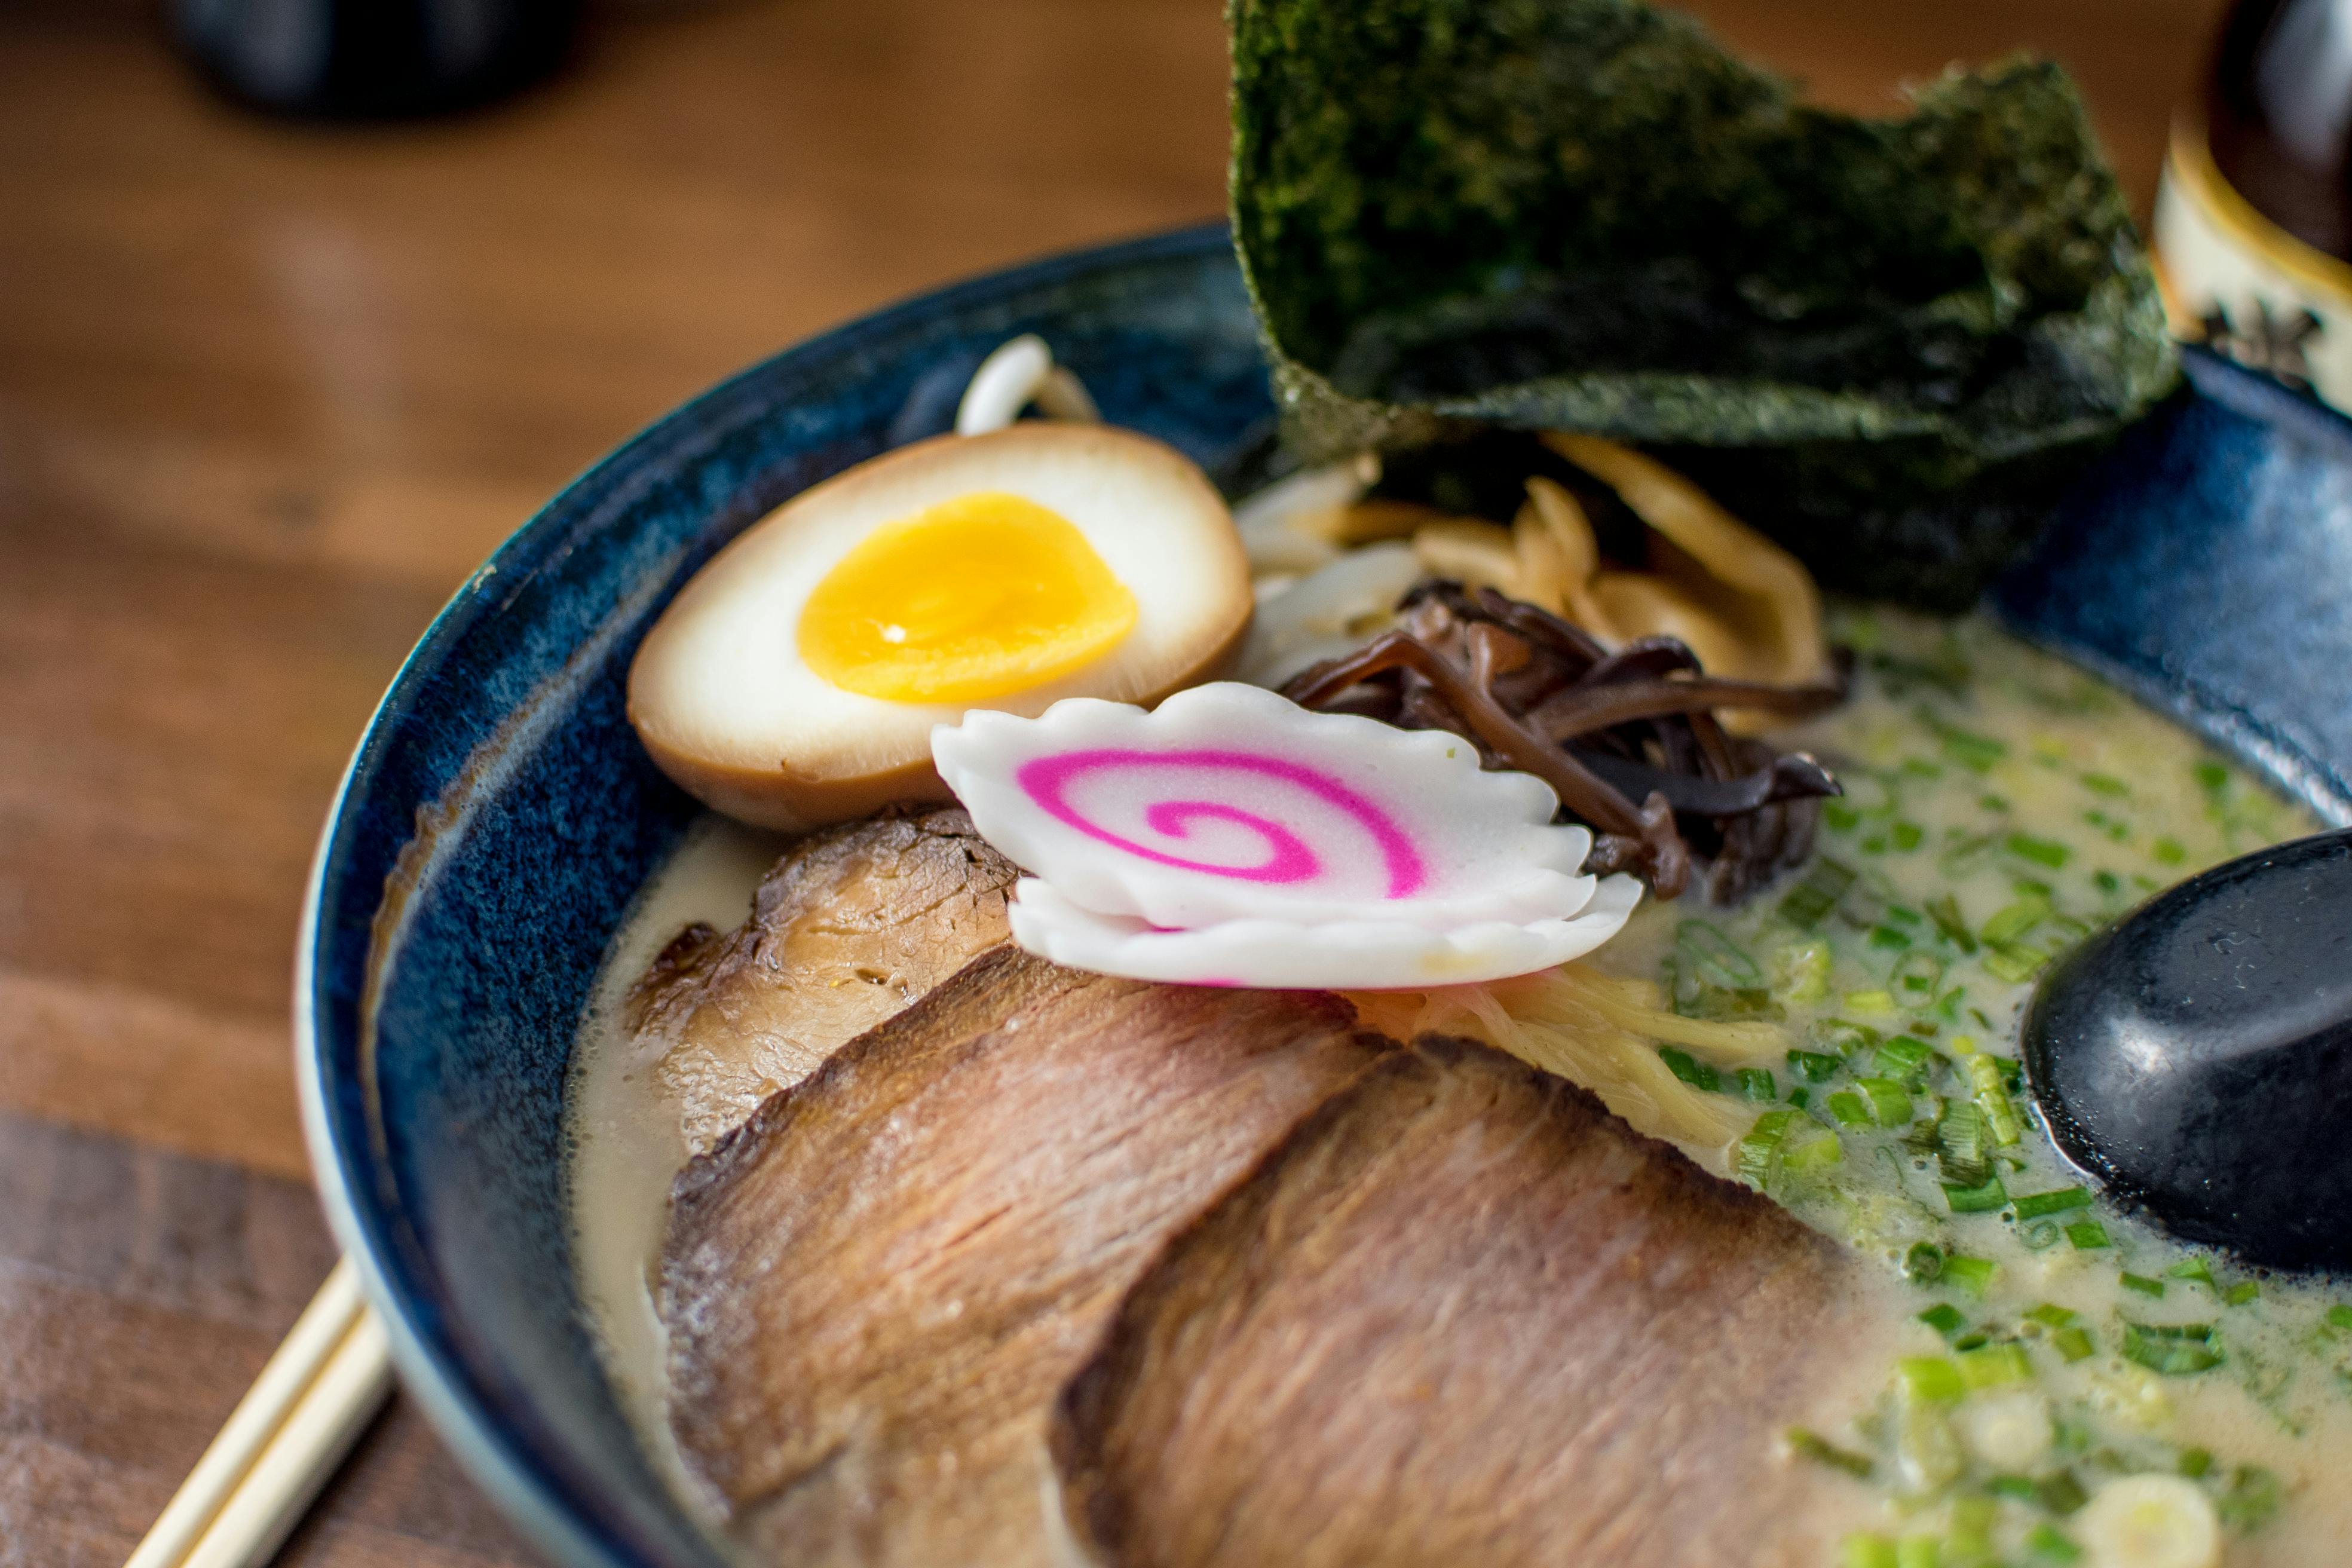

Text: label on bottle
xmin=2154 ymin=118 xmax=2352 ymax=411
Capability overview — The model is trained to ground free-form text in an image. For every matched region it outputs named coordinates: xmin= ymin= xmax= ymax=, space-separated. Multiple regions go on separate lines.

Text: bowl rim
xmin=292 ymin=220 xmax=1237 ymax=1568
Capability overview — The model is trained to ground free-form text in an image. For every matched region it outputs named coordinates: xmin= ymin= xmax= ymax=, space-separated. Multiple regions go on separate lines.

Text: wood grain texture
xmin=0 ymin=1110 xmax=534 ymax=1567
xmin=0 ymin=0 xmax=2227 ymax=1562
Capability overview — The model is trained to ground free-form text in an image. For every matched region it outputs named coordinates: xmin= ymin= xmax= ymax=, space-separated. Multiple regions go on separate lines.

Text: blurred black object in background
xmin=169 ymin=0 xmax=579 ymax=117
xmin=2204 ymin=0 xmax=2352 ymax=262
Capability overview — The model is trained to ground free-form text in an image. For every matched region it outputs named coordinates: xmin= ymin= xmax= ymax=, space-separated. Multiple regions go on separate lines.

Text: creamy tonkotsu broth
xmin=569 ymin=611 xmax=2352 ymax=1565
xmin=569 ymin=814 xmax=786 ymax=1511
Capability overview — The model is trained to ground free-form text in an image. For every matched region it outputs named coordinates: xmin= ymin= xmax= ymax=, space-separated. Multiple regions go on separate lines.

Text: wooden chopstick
xmin=125 ymin=1257 xmax=397 ymax=1568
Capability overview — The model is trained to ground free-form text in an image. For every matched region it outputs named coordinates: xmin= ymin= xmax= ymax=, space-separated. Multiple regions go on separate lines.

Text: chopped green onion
xmin=2026 ymin=1524 xmax=2082 ymax=1563
xmin=2178 ymin=1447 xmax=2213 ymax=1478
xmin=2081 ymin=772 xmax=2129 ymax=798
xmin=2005 ymin=832 xmax=2072 ymax=869
xmin=1789 ymin=1428 xmax=1875 ymax=1478
xmin=1981 ymin=794 xmax=2011 ymax=812
xmin=2166 ymin=1257 xmax=2216 ymax=1288
xmin=1982 ymin=941 xmax=2050 ymax=983
xmin=1924 ymin=710 xmax=2008 ymax=773
xmin=1943 ymin=1496 xmax=1995 ymax=1564
xmin=2224 ymin=1280 xmax=2260 ymax=1306
xmin=1658 ymin=1046 xmax=1720 ymax=1092
xmin=2328 ymin=1304 xmax=2352 ymax=1331
xmin=1815 ymin=1019 xmax=1881 ymax=1056
xmin=1895 ymin=1536 xmax=1941 ymax=1568
xmin=1898 ymin=1356 xmax=1966 ymax=1403
xmin=2121 ymin=1321 xmax=2224 ymax=1374
xmin=2065 ymin=1220 xmax=2111 ymax=1250
xmin=1924 ymin=893 xmax=1977 ymax=953
xmin=1981 ymin=899 xmax=2050 ymax=945
xmin=1778 ymin=858 xmax=1857 ymax=930
xmin=1891 ymin=820 xmax=1925 ymax=851
xmin=1904 ymin=1242 xmax=1947 ymax=1285
xmin=1676 ymin=919 xmax=1762 ymax=990
xmin=1733 ymin=1109 xmax=1799 ymax=1189
xmin=2019 ymin=1220 xmax=2063 ymax=1251
xmin=2043 ymin=913 xmax=2092 ymax=948
xmin=1770 ymin=938 xmax=1832 ymax=1003
xmin=1944 ymin=1529 xmax=1990 ymax=1568
xmin=1966 ymin=1054 xmax=2024 ymax=1147
xmin=1663 ymin=970 xmax=1781 ymax=1022
xmin=1943 ymin=1174 xmax=2008 ymax=1214
xmin=2052 ymin=1327 xmax=2096 ymax=1362
xmin=1989 ymin=1473 xmax=2039 ymax=1502
xmin=2151 ymin=836 xmax=2187 ymax=865
xmin=1950 ymin=1495 xmax=1996 ymax=1534
xmin=1786 ymin=1086 xmax=1810 ymax=1110
xmin=1787 ymin=1048 xmax=1843 ymax=1083
xmin=2219 ymin=1465 xmax=2281 ymax=1530
xmin=1940 ymin=831 xmax=1998 ymax=877
xmin=2038 ymin=1470 xmax=2089 ymax=1515
xmin=1943 ymin=1255 xmax=1996 ymax=1298
xmin=1828 ymin=1091 xmax=1875 ymax=1129
xmin=1873 ymin=1035 xmax=1935 ymax=1085
xmin=2120 ymin=1272 xmax=2166 ymax=1298
xmin=1869 ymin=924 xmax=1913 ymax=950
xmin=1826 ymin=803 xmax=1862 ymax=832
xmin=1936 ymin=1101 xmax=1992 ymax=1187
xmin=1734 ymin=1067 xmax=1777 ymax=1102
xmin=2025 ymin=1303 xmax=2080 ymax=1330
xmin=2195 ymin=760 xmax=2230 ymax=791
xmin=1957 ymin=1341 xmax=2032 ymax=1388
xmin=1889 ymin=951 xmax=1946 ymax=1010
xmin=1845 ymin=988 xmax=1897 ymax=1015
xmin=1841 ymin=1533 xmax=1897 ymax=1568
xmin=1783 ymin=1123 xmax=1843 ymax=1174
xmin=1918 ymin=1303 xmax=1967 ymax=1337
xmin=1854 ymin=1076 xmax=1915 ymax=1127
xmin=2012 ymin=1186 xmax=2092 ymax=1220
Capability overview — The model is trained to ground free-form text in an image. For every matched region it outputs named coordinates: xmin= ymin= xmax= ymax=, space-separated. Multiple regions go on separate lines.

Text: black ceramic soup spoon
xmin=2022 ymin=828 xmax=2352 ymax=1272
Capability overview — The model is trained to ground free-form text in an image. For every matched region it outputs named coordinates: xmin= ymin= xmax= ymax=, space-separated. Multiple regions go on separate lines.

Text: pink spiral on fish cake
xmin=1014 ymin=748 xmax=1428 ymax=899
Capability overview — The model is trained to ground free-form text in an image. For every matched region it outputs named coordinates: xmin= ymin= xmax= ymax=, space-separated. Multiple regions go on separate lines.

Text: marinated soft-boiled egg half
xmin=628 ymin=423 xmax=1252 ymax=830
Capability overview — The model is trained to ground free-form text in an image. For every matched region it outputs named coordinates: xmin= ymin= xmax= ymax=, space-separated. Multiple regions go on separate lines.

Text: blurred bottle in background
xmin=2157 ymin=0 xmax=2352 ymax=408
xmin=170 ymin=0 xmax=579 ymax=119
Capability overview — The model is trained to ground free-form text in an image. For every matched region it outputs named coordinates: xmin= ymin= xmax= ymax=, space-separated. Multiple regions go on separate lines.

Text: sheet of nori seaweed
xmin=1229 ymin=0 xmax=2179 ymax=608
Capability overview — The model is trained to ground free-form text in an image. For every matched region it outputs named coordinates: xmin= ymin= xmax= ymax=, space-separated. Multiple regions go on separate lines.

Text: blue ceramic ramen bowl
xmin=296 ymin=224 xmax=2352 ymax=1568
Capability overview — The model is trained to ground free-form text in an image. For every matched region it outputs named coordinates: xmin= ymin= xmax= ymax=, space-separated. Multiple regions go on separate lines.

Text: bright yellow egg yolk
xmin=798 ymin=491 xmax=1139 ymax=703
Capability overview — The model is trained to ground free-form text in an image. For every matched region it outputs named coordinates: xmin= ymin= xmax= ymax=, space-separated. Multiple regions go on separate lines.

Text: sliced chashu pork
xmin=626 ymin=805 xmax=1017 ymax=1154
xmin=1054 ymin=1034 xmax=1882 ymax=1568
xmin=660 ymin=946 xmax=1392 ymax=1568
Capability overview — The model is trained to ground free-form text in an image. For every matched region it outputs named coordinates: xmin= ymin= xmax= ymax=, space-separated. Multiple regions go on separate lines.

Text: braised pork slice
xmin=625 ymin=806 xmax=1017 ymax=1154
xmin=660 ymin=946 xmax=1392 ymax=1568
xmin=1054 ymin=1035 xmax=1879 ymax=1568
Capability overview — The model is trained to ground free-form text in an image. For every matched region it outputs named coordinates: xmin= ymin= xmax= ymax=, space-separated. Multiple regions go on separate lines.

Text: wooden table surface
xmin=0 ymin=0 xmax=2228 ymax=1561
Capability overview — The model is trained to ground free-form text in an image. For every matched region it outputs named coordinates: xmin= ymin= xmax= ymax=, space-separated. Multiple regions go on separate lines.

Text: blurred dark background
xmin=0 ymin=1 xmax=2233 ymax=1562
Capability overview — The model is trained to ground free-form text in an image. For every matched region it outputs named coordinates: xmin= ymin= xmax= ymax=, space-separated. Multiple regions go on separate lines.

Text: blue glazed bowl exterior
xmin=297 ymin=226 xmax=2352 ymax=1568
